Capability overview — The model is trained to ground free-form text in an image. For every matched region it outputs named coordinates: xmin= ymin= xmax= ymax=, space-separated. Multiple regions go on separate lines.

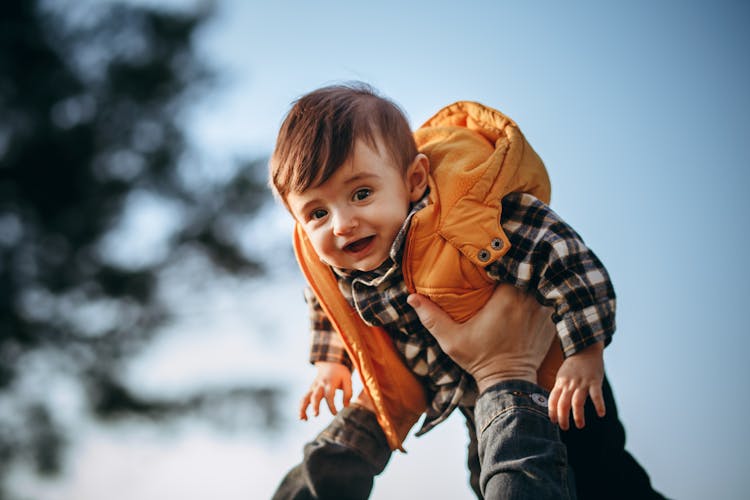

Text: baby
xmin=270 ymin=82 xmax=614 ymax=497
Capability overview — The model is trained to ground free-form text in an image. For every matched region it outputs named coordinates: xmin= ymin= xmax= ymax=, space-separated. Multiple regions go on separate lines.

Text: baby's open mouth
xmin=344 ymin=236 xmax=374 ymax=253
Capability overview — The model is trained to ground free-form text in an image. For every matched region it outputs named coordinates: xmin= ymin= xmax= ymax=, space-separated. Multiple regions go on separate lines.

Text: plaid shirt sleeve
xmin=486 ymin=193 xmax=616 ymax=357
xmin=303 ymin=287 xmax=353 ymax=370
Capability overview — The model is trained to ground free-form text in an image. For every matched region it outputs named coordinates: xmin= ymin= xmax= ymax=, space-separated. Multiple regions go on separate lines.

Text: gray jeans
xmin=272 ymin=379 xmax=571 ymax=500
xmin=474 ymin=379 xmax=571 ymax=499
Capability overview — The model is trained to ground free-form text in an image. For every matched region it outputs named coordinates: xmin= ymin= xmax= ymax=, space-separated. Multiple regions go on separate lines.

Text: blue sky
xmin=44 ymin=1 xmax=749 ymax=499
xmin=192 ymin=1 xmax=750 ymax=498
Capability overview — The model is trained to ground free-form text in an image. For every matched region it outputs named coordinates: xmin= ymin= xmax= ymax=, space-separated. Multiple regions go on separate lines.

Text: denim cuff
xmin=475 ymin=379 xmax=551 ymax=436
xmin=316 ymin=404 xmax=391 ymax=472
xmin=474 ymin=380 xmax=570 ymax=499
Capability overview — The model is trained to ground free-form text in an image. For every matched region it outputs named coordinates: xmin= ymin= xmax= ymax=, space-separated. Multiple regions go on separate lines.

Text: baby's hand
xmin=548 ymin=341 xmax=605 ymax=430
xmin=299 ymin=361 xmax=353 ymax=420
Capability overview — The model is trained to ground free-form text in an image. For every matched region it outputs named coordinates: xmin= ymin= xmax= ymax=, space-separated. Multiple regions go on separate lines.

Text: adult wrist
xmin=476 ymin=372 xmax=537 ymax=395
xmin=473 ymin=362 xmax=538 ymax=394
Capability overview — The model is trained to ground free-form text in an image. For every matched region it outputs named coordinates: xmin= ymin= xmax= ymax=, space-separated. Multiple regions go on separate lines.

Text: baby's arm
xmin=301 ymin=287 xmax=354 ymax=420
xmin=299 ymin=361 xmax=353 ymax=420
xmin=490 ymin=193 xmax=616 ymax=429
xmin=548 ymin=340 xmax=605 ymax=430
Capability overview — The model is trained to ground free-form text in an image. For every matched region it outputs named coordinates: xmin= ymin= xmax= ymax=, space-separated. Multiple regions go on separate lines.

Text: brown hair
xmin=269 ymin=82 xmax=418 ymax=201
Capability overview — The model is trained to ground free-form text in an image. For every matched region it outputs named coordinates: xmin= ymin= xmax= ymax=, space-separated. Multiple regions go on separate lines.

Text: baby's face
xmin=287 ymin=138 xmax=419 ymax=272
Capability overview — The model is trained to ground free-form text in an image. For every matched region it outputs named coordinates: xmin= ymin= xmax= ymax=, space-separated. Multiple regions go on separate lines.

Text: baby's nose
xmin=333 ymin=212 xmax=358 ymax=235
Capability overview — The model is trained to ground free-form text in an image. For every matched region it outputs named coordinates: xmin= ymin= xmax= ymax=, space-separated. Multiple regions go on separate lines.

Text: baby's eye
xmin=353 ymin=189 xmax=371 ymax=202
xmin=310 ymin=208 xmax=328 ymax=220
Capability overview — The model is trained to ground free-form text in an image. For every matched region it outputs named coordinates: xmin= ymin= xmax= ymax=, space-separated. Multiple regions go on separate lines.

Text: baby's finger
xmin=571 ymin=388 xmax=588 ymax=429
xmin=299 ymin=392 xmax=312 ymax=421
xmin=548 ymin=385 xmax=561 ymax=423
xmin=324 ymin=384 xmax=337 ymax=416
xmin=311 ymin=385 xmax=325 ymax=417
xmin=342 ymin=377 xmax=352 ymax=408
xmin=590 ymin=383 xmax=606 ymax=418
xmin=556 ymin=388 xmax=573 ymax=431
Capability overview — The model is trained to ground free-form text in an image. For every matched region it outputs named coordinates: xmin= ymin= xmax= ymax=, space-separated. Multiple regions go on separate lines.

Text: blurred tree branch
xmin=0 ymin=1 xmax=282 ymax=496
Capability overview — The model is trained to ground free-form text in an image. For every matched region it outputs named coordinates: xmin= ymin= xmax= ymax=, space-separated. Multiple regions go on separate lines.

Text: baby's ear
xmin=407 ymin=153 xmax=430 ymax=202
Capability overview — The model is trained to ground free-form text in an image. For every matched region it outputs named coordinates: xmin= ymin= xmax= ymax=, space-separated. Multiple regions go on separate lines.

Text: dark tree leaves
xmin=0 ymin=1 xmax=281 ymax=495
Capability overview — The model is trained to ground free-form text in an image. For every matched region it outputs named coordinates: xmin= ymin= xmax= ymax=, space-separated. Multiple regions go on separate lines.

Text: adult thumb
xmin=407 ymin=293 xmax=453 ymax=338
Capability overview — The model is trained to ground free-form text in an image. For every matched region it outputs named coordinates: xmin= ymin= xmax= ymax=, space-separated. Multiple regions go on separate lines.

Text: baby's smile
xmin=343 ymin=235 xmax=375 ymax=254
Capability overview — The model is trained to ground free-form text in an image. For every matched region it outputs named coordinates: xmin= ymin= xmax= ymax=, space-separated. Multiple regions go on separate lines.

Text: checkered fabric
xmin=305 ymin=192 xmax=616 ymax=435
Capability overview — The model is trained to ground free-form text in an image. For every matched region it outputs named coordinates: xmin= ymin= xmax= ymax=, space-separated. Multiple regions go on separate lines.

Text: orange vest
xmin=294 ymin=102 xmax=563 ymax=451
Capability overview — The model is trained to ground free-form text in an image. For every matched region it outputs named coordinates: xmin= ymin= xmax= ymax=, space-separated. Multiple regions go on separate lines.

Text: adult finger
xmin=407 ymin=294 xmax=457 ymax=344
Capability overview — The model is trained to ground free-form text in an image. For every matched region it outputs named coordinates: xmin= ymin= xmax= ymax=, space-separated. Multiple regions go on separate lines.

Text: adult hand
xmin=407 ymin=284 xmax=557 ymax=393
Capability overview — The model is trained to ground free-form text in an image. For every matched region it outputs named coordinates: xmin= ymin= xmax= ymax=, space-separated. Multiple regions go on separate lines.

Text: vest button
xmin=491 ymin=238 xmax=503 ymax=250
xmin=477 ymin=249 xmax=490 ymax=262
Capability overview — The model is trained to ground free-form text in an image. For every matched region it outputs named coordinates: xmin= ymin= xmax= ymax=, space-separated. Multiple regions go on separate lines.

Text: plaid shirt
xmin=305 ymin=192 xmax=616 ymax=435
